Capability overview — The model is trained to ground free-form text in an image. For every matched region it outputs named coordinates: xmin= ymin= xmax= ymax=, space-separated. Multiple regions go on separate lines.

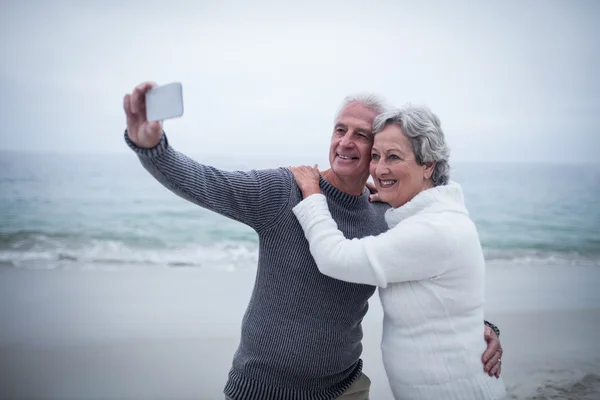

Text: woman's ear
xmin=423 ymin=161 xmax=436 ymax=180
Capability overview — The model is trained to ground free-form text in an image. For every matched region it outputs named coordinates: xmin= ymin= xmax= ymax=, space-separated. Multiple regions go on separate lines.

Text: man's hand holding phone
xmin=123 ymin=81 xmax=184 ymax=149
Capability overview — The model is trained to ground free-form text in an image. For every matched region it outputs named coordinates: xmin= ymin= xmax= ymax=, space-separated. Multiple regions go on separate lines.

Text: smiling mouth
xmin=337 ymin=154 xmax=359 ymax=160
xmin=378 ymin=179 xmax=397 ymax=188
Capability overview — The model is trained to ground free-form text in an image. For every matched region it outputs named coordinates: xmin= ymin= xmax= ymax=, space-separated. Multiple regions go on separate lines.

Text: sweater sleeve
xmin=292 ymin=194 xmax=452 ymax=287
xmin=125 ymin=131 xmax=292 ymax=232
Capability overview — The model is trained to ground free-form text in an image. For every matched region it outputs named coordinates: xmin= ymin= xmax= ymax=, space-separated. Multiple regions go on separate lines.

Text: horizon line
xmin=0 ymin=149 xmax=598 ymax=166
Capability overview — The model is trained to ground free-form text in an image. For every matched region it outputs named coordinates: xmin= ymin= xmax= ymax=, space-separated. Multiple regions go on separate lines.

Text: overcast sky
xmin=0 ymin=0 xmax=598 ymax=164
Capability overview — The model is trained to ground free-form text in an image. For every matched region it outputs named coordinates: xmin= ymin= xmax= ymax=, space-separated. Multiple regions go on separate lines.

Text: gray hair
xmin=372 ymin=105 xmax=451 ymax=186
xmin=334 ymin=92 xmax=390 ymax=122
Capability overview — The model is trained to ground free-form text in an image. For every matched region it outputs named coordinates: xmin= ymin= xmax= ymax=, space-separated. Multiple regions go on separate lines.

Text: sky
xmin=0 ymin=0 xmax=598 ymax=164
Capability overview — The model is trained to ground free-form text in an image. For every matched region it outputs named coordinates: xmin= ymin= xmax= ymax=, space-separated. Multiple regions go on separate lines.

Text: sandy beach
xmin=1 ymin=262 xmax=599 ymax=400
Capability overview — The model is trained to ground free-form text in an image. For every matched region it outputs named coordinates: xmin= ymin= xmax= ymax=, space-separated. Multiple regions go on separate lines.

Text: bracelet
xmin=484 ymin=320 xmax=500 ymax=337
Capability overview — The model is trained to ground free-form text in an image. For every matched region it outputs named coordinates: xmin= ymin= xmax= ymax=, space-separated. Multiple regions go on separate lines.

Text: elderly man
xmin=122 ymin=82 xmax=503 ymax=400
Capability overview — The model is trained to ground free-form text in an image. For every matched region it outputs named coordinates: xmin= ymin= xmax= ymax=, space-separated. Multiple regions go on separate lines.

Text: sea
xmin=1 ymin=150 xmax=599 ymax=271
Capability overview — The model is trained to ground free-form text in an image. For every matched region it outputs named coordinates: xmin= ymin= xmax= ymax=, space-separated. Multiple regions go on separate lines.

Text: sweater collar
xmin=319 ymin=176 xmax=370 ymax=207
xmin=384 ymin=181 xmax=468 ymax=227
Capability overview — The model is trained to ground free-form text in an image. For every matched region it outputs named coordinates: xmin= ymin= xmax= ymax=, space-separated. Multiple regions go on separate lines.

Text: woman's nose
xmin=376 ymin=163 xmax=390 ymax=176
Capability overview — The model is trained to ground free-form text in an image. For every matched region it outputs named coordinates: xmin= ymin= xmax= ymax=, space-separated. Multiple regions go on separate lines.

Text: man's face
xmin=328 ymin=103 xmax=379 ymax=183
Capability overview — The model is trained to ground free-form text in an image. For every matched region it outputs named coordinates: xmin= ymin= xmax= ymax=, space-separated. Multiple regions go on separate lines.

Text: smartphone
xmin=145 ymin=82 xmax=184 ymax=121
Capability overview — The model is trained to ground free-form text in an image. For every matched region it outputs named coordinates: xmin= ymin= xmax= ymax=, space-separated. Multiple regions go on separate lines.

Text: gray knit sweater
xmin=125 ymin=132 xmax=389 ymax=399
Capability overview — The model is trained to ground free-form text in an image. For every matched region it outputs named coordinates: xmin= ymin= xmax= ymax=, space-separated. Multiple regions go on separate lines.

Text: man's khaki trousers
xmin=225 ymin=372 xmax=371 ymax=400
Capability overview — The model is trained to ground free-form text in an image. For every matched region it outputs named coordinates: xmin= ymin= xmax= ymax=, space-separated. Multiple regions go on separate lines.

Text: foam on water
xmin=1 ymin=230 xmax=599 ymax=271
xmin=0 ymin=231 xmax=258 ymax=271
xmin=1 ymin=152 xmax=599 ymax=271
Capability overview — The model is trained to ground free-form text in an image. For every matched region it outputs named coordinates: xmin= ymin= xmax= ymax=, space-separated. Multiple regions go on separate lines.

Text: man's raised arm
xmin=123 ymin=82 xmax=292 ymax=232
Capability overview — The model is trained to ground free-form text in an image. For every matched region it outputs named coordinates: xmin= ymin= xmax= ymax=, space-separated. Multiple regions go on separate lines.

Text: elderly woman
xmin=290 ymin=105 xmax=507 ymax=399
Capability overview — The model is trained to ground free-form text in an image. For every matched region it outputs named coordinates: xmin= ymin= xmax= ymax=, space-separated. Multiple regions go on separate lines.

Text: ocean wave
xmin=1 ymin=230 xmax=599 ymax=271
xmin=0 ymin=231 xmax=259 ymax=271
xmin=0 ymin=230 xmax=168 ymax=249
xmin=482 ymin=248 xmax=600 ymax=267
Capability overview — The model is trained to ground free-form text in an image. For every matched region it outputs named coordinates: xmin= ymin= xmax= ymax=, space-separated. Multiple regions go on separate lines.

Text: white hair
xmin=372 ymin=105 xmax=451 ymax=186
xmin=334 ymin=92 xmax=390 ymax=122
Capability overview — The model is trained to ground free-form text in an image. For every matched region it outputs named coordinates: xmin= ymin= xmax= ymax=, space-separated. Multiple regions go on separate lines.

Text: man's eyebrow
xmin=334 ymin=122 xmax=348 ymax=130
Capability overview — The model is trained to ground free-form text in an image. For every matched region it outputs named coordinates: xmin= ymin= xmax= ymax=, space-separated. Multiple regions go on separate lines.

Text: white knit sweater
xmin=293 ymin=182 xmax=507 ymax=400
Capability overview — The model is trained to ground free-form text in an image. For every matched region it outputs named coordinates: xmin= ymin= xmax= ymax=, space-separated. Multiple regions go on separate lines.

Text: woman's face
xmin=369 ymin=124 xmax=435 ymax=208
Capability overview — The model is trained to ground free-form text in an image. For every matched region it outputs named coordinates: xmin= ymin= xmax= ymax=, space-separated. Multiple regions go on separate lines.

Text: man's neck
xmin=321 ymin=169 xmax=368 ymax=197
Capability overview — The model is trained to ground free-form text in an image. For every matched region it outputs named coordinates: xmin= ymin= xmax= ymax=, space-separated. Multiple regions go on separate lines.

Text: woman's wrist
xmin=301 ymin=186 xmax=321 ymax=199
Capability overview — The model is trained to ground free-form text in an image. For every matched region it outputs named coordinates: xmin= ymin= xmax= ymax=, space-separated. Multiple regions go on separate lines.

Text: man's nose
xmin=339 ymin=132 xmax=353 ymax=147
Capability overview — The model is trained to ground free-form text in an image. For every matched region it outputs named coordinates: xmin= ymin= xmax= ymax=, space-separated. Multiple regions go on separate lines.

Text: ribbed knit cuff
xmin=484 ymin=320 xmax=500 ymax=337
xmin=292 ymin=193 xmax=331 ymax=228
xmin=123 ymin=130 xmax=169 ymax=157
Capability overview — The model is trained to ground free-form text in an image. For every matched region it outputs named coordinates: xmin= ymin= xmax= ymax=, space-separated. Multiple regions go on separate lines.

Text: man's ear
xmin=423 ymin=161 xmax=436 ymax=180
